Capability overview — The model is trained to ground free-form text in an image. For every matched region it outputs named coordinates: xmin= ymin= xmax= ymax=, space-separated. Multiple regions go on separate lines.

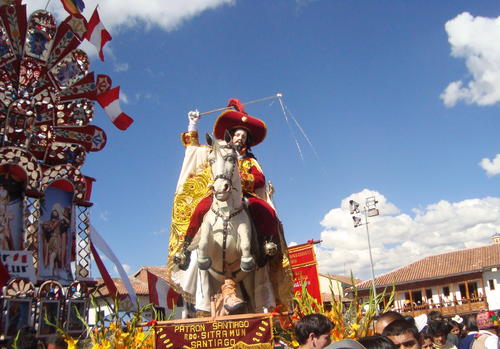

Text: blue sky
xmin=29 ymin=0 xmax=500 ymax=280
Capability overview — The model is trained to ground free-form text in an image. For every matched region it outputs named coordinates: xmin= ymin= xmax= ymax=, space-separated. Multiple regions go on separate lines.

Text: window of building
xmin=489 ymin=279 xmax=495 ymax=290
xmin=443 ymin=286 xmax=450 ymax=296
xmin=426 ymin=289 xmax=433 ymax=299
xmin=468 ymin=282 xmax=478 ymax=298
xmin=412 ymin=290 xmax=423 ymax=304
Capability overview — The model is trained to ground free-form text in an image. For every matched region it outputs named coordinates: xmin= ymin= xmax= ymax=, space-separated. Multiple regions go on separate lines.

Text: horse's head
xmin=206 ymin=131 xmax=239 ymax=201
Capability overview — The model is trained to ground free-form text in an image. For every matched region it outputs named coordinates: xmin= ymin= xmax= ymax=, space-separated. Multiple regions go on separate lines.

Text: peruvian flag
xmin=85 ymin=8 xmax=111 ymax=61
xmin=90 ymin=225 xmax=137 ymax=309
xmin=146 ymin=270 xmax=180 ymax=310
xmin=90 ymin=242 xmax=119 ymax=300
xmin=96 ymin=86 xmax=134 ymax=130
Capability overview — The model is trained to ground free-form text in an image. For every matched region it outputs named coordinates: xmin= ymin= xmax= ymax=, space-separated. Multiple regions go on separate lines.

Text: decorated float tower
xmin=0 ymin=1 xmax=124 ymax=341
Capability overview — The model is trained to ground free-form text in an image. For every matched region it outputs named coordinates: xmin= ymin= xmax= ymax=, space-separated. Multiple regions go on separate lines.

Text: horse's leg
xmin=197 ymin=221 xmax=212 ymax=270
xmin=238 ymin=221 xmax=255 ymax=272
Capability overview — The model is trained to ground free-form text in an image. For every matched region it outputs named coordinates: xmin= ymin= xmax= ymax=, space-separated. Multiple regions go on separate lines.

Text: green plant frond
xmin=11 ymin=329 xmax=21 ymax=349
xmin=275 ymin=275 xmax=396 ymax=345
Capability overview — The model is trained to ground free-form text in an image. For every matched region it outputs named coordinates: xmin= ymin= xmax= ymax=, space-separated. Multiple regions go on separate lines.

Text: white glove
xmin=188 ymin=110 xmax=200 ymax=132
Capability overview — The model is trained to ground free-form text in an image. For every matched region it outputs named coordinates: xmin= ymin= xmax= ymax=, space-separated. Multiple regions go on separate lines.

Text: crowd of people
xmin=294 ymin=310 xmax=500 ymax=349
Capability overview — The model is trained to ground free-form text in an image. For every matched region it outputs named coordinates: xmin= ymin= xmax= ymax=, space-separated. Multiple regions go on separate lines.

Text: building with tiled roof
xmin=319 ymin=273 xmax=363 ymax=303
xmin=89 ymin=266 xmax=183 ymax=324
xmin=356 ymin=241 xmax=500 ymax=317
xmin=94 ymin=277 xmax=150 ymax=297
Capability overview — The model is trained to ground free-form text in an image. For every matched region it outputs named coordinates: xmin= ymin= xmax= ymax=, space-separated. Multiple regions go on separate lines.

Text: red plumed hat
xmin=213 ymin=99 xmax=267 ymax=147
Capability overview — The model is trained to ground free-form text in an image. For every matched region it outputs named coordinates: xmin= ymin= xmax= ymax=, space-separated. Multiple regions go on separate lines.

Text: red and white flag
xmin=90 ymin=225 xmax=137 ymax=309
xmin=85 ymin=7 xmax=111 ymax=61
xmin=96 ymin=86 xmax=134 ymax=130
xmin=90 ymin=241 xmax=119 ymax=300
xmin=146 ymin=270 xmax=180 ymax=310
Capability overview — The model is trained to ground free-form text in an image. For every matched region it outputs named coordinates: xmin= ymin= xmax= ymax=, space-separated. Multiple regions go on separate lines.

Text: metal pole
xmin=364 ymin=207 xmax=378 ymax=302
xmin=198 ymin=93 xmax=283 ymax=117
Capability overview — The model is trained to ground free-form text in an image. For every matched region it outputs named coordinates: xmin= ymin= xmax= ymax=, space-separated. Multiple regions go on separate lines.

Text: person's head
xmin=213 ymin=106 xmax=266 ymax=150
xmin=229 ymin=128 xmax=251 ymax=151
xmin=426 ymin=321 xmax=449 ymax=347
xmin=448 ymin=319 xmax=461 ymax=336
xmin=464 ymin=314 xmax=478 ymax=332
xmin=419 ymin=329 xmax=433 ymax=349
xmin=51 ymin=209 xmax=59 ymax=219
xmin=295 ymin=313 xmax=334 ymax=348
xmin=326 ymin=339 xmax=367 ymax=349
xmin=375 ymin=311 xmax=404 ymax=335
xmin=428 ymin=311 xmax=444 ymax=322
xmin=382 ymin=318 xmax=420 ymax=349
xmin=47 ymin=333 xmax=68 ymax=349
xmin=359 ymin=335 xmax=396 ymax=349
xmin=476 ymin=311 xmax=498 ymax=334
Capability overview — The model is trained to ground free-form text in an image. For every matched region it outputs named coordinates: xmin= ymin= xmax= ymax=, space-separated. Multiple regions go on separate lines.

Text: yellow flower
xmin=92 ymin=339 xmax=111 ymax=349
xmin=65 ymin=338 xmax=78 ymax=349
xmin=291 ymin=340 xmax=300 ymax=348
xmin=351 ymin=323 xmax=360 ymax=331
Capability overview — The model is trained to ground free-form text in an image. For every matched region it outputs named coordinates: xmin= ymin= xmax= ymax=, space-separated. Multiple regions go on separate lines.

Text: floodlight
xmin=367 ymin=208 xmax=380 ymax=217
xmin=349 ymin=200 xmax=360 ymax=214
xmin=352 ymin=216 xmax=362 ymax=227
xmin=366 ymin=196 xmax=378 ymax=209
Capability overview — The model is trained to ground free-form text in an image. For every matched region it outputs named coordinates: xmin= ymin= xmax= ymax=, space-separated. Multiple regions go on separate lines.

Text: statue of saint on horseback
xmin=166 ymin=99 xmax=293 ymax=317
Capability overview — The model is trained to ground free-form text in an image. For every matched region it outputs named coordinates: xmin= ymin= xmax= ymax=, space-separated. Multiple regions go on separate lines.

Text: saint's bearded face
xmin=231 ymin=129 xmax=247 ymax=151
xmin=51 ymin=210 xmax=59 ymax=220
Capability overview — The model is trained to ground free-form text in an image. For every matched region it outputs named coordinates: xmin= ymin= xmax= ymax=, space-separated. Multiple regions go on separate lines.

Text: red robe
xmin=185 ymin=153 xmax=278 ymax=242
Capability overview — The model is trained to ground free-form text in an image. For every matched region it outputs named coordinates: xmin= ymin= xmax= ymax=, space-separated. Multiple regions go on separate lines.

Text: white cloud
xmin=113 ymin=62 xmax=129 ymax=72
xmin=317 ymin=189 xmax=500 ymax=280
xmin=120 ymin=91 xmax=129 ymax=104
xmin=26 ymin=0 xmax=235 ymax=32
xmin=153 ymin=227 xmax=167 ymax=236
xmin=441 ymin=12 xmax=500 ymax=107
xmin=25 ymin=0 xmax=234 ymax=60
xmin=99 ymin=210 xmax=109 ymax=221
xmin=479 ymin=154 xmax=500 ymax=176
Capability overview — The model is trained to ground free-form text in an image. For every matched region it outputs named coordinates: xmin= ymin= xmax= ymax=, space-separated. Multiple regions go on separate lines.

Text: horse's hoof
xmin=174 ymin=251 xmax=191 ymax=271
xmin=198 ymin=257 xmax=212 ymax=270
xmin=240 ymin=257 xmax=256 ymax=272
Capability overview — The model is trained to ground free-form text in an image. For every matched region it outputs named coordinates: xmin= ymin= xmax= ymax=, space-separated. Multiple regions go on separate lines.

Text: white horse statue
xmin=174 ymin=132 xmax=276 ymax=315
xmin=197 ymin=132 xmax=256 ymax=276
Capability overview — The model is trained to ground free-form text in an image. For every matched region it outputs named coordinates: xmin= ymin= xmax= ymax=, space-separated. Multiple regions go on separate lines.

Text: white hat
xmin=414 ymin=314 xmax=428 ymax=332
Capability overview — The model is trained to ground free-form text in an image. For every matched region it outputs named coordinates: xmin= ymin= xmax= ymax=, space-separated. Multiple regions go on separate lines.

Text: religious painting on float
xmin=38 ymin=300 xmax=59 ymax=337
xmin=38 ymin=186 xmax=74 ymax=282
xmin=0 ymin=171 xmax=25 ymax=252
xmin=5 ymin=299 xmax=31 ymax=338
xmin=66 ymin=300 xmax=86 ymax=333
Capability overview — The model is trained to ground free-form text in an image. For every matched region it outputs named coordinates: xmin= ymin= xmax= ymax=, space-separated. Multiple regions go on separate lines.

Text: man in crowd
xmin=376 ymin=311 xmax=404 ymax=335
xmin=47 ymin=333 xmax=68 ymax=349
xmin=295 ymin=313 xmax=334 ymax=349
xmin=383 ymin=318 xmax=421 ymax=349
xmin=459 ymin=311 xmax=498 ymax=349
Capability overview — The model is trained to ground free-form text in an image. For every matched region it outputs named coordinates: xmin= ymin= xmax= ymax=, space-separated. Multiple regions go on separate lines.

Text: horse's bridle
xmin=210 ymin=204 xmax=244 ymax=275
xmin=211 ymin=146 xmax=237 ymax=185
xmin=209 ymin=142 xmax=245 ymax=275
